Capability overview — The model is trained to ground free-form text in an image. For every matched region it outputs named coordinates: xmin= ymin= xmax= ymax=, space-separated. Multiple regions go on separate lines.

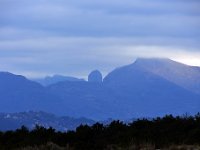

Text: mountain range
xmin=0 ymin=111 xmax=95 ymax=131
xmin=35 ymin=75 xmax=85 ymax=86
xmin=0 ymin=58 xmax=200 ymax=120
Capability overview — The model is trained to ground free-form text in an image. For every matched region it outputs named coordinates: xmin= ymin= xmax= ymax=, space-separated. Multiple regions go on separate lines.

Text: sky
xmin=0 ymin=0 xmax=200 ymax=79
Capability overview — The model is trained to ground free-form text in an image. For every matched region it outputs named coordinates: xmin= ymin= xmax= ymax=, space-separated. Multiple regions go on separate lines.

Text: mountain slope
xmin=47 ymin=81 xmax=121 ymax=120
xmin=133 ymin=58 xmax=200 ymax=94
xmin=0 ymin=72 xmax=64 ymax=114
xmin=103 ymin=59 xmax=200 ymax=117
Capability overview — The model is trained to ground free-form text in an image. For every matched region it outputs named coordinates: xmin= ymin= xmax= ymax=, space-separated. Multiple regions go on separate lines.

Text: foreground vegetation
xmin=1 ymin=114 xmax=200 ymax=150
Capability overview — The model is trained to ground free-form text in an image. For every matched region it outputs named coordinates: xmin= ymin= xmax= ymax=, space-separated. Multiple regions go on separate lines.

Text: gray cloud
xmin=1 ymin=0 xmax=199 ymax=38
xmin=0 ymin=0 xmax=199 ymax=78
xmin=0 ymin=37 xmax=199 ymax=78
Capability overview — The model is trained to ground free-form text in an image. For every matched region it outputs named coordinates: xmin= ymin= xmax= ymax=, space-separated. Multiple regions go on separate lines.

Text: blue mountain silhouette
xmin=0 ymin=58 xmax=199 ymax=120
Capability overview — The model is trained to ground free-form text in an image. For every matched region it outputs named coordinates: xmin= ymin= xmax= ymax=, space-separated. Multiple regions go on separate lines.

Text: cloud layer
xmin=0 ymin=0 xmax=200 ymax=78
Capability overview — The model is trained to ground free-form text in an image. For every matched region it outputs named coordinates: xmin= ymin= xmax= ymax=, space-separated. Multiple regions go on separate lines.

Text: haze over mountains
xmin=35 ymin=75 xmax=85 ymax=86
xmin=0 ymin=58 xmax=200 ymax=120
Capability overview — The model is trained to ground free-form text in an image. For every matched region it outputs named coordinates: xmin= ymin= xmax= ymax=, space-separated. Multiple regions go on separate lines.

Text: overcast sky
xmin=0 ymin=0 xmax=200 ymax=79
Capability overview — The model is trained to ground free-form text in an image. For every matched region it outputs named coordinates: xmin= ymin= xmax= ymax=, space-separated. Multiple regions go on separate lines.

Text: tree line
xmin=0 ymin=114 xmax=200 ymax=149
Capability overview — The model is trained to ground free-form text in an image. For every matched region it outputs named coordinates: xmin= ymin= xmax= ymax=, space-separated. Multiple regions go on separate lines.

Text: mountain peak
xmin=134 ymin=57 xmax=173 ymax=64
xmin=88 ymin=70 xmax=103 ymax=83
xmin=133 ymin=57 xmax=185 ymax=70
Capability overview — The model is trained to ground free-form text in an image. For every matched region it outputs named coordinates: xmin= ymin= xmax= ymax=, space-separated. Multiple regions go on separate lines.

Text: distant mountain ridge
xmin=0 ymin=111 xmax=95 ymax=131
xmin=0 ymin=58 xmax=200 ymax=120
xmin=35 ymin=75 xmax=85 ymax=86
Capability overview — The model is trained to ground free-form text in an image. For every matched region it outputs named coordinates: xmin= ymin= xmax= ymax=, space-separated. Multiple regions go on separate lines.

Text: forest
xmin=0 ymin=114 xmax=200 ymax=150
